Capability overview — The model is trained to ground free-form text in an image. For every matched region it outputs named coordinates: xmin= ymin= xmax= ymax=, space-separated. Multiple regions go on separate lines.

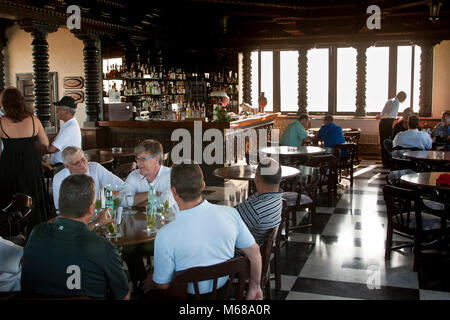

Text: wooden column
xmin=297 ymin=46 xmax=308 ymax=114
xmin=18 ymin=20 xmax=58 ymax=127
xmin=418 ymin=41 xmax=436 ymax=117
xmin=242 ymin=50 xmax=251 ymax=104
xmin=73 ymin=31 xmax=102 ymax=126
xmin=355 ymin=44 xmax=368 ymax=116
xmin=0 ymin=28 xmax=6 ymax=93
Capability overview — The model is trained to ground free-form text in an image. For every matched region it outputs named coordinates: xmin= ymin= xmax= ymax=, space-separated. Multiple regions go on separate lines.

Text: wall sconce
xmin=429 ymin=0 xmax=443 ymax=22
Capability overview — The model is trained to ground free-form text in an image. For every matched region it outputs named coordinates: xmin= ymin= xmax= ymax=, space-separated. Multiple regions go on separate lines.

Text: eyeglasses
xmin=135 ymin=155 xmax=154 ymax=162
xmin=70 ymin=156 xmax=87 ymax=167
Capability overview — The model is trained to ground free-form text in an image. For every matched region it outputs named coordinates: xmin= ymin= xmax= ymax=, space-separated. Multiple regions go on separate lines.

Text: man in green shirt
xmin=21 ymin=174 xmax=130 ymax=300
xmin=281 ymin=114 xmax=310 ymax=147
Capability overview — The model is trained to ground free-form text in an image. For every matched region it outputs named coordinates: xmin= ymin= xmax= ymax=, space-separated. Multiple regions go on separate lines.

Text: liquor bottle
xmin=201 ymin=102 xmax=206 ymax=118
xmin=186 ymin=101 xmax=191 ymax=118
xmin=147 ymin=182 xmax=157 ymax=216
xmin=105 ymin=185 xmax=114 ymax=210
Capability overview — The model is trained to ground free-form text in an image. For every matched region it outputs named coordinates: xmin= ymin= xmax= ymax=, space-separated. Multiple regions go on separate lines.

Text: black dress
xmin=0 ymin=116 xmax=51 ymax=233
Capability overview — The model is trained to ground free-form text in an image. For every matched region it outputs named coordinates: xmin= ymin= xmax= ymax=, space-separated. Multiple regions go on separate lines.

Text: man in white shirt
xmin=379 ymin=91 xmax=407 ymax=165
xmin=0 ymin=236 xmax=23 ymax=292
xmin=393 ymin=115 xmax=432 ymax=150
xmin=47 ymin=96 xmax=82 ymax=173
xmin=52 ymin=146 xmax=125 ymax=212
xmin=122 ymin=139 xmax=176 ymax=210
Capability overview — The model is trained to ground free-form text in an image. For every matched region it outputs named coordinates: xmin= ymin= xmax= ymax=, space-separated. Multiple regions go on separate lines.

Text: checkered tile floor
xmin=201 ymin=160 xmax=450 ymax=300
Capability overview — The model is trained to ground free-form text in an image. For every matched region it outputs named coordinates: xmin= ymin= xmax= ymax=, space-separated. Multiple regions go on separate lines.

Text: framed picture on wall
xmin=16 ymin=72 xmax=59 ymax=134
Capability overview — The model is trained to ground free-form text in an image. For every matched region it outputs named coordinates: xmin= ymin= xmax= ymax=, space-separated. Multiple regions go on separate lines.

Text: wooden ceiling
xmin=0 ymin=0 xmax=449 ymax=49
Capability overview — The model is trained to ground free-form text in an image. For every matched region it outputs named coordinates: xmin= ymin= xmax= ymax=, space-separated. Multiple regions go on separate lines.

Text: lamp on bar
xmin=429 ymin=0 xmax=443 ymax=22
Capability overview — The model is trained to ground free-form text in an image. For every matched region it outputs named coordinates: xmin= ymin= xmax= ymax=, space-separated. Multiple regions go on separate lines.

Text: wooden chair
xmin=112 ymin=161 xmax=137 ymax=180
xmin=390 ymin=150 xmax=431 ymax=172
xmin=164 ymin=257 xmax=250 ymax=300
xmin=333 ymin=143 xmax=357 ymax=187
xmin=344 ymin=128 xmax=361 ymax=163
xmin=0 ymin=193 xmax=33 ymax=241
xmin=281 ymin=165 xmax=320 ymax=240
xmin=6 ymin=292 xmax=98 ymax=300
xmin=259 ymin=225 xmax=279 ymax=299
xmin=273 ymin=201 xmax=288 ymax=291
xmin=383 ymin=185 xmax=446 ymax=272
xmin=307 ymin=154 xmax=338 ymax=202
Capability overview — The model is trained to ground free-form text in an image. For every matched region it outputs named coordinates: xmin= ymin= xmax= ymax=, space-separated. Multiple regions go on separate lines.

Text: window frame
xmin=248 ymin=41 xmax=421 ymax=116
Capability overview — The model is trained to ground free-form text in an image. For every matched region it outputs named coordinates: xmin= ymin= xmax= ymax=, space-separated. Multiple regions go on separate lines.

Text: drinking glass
xmin=125 ymin=194 xmax=134 ymax=208
xmin=146 ymin=213 xmax=157 ymax=233
xmin=105 ymin=210 xmax=121 ymax=238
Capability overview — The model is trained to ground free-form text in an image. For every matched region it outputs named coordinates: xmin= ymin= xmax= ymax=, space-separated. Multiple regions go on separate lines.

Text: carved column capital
xmin=18 ymin=19 xmax=58 ymax=36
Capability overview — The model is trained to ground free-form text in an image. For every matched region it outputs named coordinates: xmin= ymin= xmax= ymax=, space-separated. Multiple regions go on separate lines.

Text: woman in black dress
xmin=0 ymin=87 xmax=51 ymax=233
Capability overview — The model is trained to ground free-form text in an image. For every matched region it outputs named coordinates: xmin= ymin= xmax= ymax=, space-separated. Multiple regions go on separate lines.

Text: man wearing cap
xmin=47 ymin=96 xmax=82 ymax=173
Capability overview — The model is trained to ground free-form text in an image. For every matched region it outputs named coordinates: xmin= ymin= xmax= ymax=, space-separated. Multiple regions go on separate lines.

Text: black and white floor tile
xmin=200 ymin=160 xmax=450 ymax=300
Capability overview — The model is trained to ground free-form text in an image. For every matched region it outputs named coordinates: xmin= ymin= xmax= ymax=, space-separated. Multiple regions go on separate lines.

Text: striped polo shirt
xmin=237 ymin=191 xmax=283 ymax=247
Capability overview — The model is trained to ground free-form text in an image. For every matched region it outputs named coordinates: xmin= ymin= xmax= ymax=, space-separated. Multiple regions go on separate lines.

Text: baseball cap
xmin=54 ymin=96 xmax=76 ymax=109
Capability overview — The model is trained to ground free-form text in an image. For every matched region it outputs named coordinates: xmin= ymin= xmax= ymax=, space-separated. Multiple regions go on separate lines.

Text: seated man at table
xmin=237 ymin=158 xmax=282 ymax=249
xmin=122 ymin=139 xmax=177 ymax=210
xmin=280 ymin=113 xmax=311 ymax=147
xmin=393 ymin=115 xmax=432 ymax=150
xmin=52 ymin=146 xmax=126 ymax=212
xmin=0 ymin=236 xmax=23 ymax=292
xmin=432 ymin=111 xmax=450 ymax=146
xmin=144 ymin=163 xmax=263 ymax=300
xmin=21 ymin=174 xmax=130 ymax=299
xmin=317 ymin=115 xmax=345 ymax=148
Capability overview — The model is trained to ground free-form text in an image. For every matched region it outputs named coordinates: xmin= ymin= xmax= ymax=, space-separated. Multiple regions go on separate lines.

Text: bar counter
xmin=86 ymin=113 xmax=280 ymax=183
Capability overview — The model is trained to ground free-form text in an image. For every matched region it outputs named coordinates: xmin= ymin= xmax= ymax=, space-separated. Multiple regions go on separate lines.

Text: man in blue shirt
xmin=281 ymin=113 xmax=310 ymax=147
xmin=318 ymin=115 xmax=345 ymax=148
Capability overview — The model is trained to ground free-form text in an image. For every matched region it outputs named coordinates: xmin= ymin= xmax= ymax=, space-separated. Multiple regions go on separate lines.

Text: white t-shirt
xmin=122 ymin=165 xmax=177 ymax=210
xmin=0 ymin=236 xmax=23 ymax=292
xmin=393 ymin=129 xmax=433 ymax=150
xmin=153 ymin=200 xmax=255 ymax=294
xmin=51 ymin=117 xmax=82 ymax=164
xmin=52 ymin=162 xmax=126 ymax=211
xmin=380 ymin=98 xmax=400 ymax=119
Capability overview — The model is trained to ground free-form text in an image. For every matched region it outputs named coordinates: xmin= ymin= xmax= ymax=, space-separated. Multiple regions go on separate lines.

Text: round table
xmin=259 ymin=146 xmax=325 ymax=157
xmin=102 ymin=206 xmax=174 ymax=247
xmin=84 ymin=148 xmax=136 ymax=159
xmin=400 ymin=172 xmax=450 ymax=191
xmin=212 ymin=164 xmax=300 ymax=181
xmin=403 ymin=151 xmax=450 ymax=163
xmin=86 ymin=154 xmax=114 ymax=166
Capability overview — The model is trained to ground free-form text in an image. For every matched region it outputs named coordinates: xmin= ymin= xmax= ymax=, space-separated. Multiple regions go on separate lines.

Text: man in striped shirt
xmin=237 ymin=158 xmax=283 ymax=248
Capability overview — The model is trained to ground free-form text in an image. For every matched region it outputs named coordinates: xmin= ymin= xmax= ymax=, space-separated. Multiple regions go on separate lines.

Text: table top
xmin=86 ymin=154 xmax=114 ymax=165
xmin=84 ymin=148 xmax=136 ymax=158
xmin=400 ymin=172 xmax=450 ymax=191
xmin=403 ymin=150 xmax=450 ymax=162
xmin=259 ymin=146 xmax=325 ymax=156
xmin=309 ymin=127 xmax=359 ymax=133
xmin=102 ymin=206 xmax=174 ymax=246
xmin=212 ymin=164 xmax=300 ymax=181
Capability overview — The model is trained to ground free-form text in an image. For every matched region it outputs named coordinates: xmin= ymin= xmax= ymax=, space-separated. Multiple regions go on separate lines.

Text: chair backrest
xmin=297 ymin=165 xmax=320 ymax=199
xmin=344 ymin=129 xmax=361 ymax=144
xmin=167 ymin=256 xmax=250 ymax=300
xmin=259 ymin=225 xmax=279 ymax=285
xmin=306 ymin=154 xmax=337 ymax=187
xmin=333 ymin=143 xmax=356 ymax=168
xmin=112 ymin=162 xmax=137 ymax=180
xmin=0 ymin=193 xmax=33 ymax=238
xmin=383 ymin=185 xmax=422 ymax=232
xmin=386 ymin=169 xmax=416 ymax=187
